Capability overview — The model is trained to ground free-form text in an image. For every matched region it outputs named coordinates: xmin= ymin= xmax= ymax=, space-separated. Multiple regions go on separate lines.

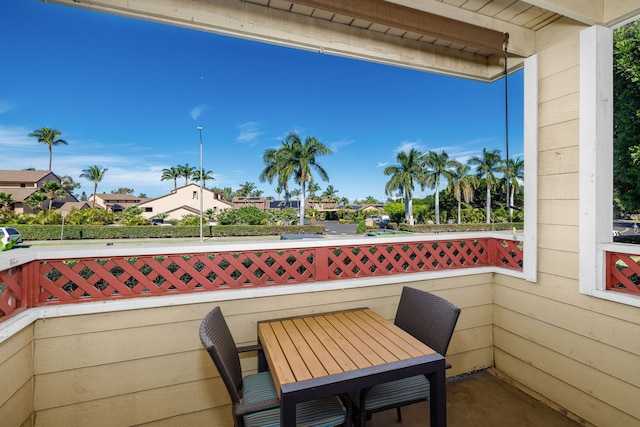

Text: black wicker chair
xmin=353 ymin=287 xmax=461 ymax=426
xmin=199 ymin=306 xmax=350 ymax=427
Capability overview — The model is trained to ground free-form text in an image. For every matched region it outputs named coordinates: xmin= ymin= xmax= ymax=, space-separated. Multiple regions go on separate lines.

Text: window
xmin=580 ymin=24 xmax=640 ymax=307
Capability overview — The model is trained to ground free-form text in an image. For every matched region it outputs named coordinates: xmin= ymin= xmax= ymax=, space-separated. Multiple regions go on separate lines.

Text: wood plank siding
xmin=26 ymin=276 xmax=492 ymax=426
xmin=493 ymin=16 xmax=640 ymax=427
xmin=0 ymin=325 xmax=34 ymax=427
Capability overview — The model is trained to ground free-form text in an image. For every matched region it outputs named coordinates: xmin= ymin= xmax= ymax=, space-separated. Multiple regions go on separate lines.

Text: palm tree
xmin=0 ymin=192 xmax=14 ymax=212
xmin=469 ymin=148 xmax=504 ymax=223
xmin=28 ymin=127 xmax=68 ymax=171
xmin=503 ymin=157 xmax=525 ymax=221
xmin=384 ymin=149 xmax=427 ymax=226
xmin=39 ymin=181 xmax=66 ymax=210
xmin=322 ymin=185 xmax=339 ymax=201
xmin=261 ymin=132 xmax=332 ymax=224
xmin=307 ymin=182 xmax=321 ymax=201
xmin=289 ymin=188 xmax=302 ymax=199
xmin=286 ymin=132 xmax=332 ymax=224
xmin=177 ymin=164 xmax=197 ymax=186
xmin=236 ymin=182 xmax=257 ymax=197
xmin=26 ymin=192 xmax=48 ymax=213
xmin=80 ymin=166 xmax=108 ymax=208
xmin=161 ymin=166 xmax=181 ymax=190
xmin=260 ymin=139 xmax=297 ymax=208
xmin=192 ymin=169 xmax=215 ymax=188
xmin=362 ymin=196 xmax=380 ymax=204
xmin=250 ymin=189 xmax=264 ymax=197
xmin=424 ymin=150 xmax=458 ymax=224
xmin=446 ymin=162 xmax=479 ymax=224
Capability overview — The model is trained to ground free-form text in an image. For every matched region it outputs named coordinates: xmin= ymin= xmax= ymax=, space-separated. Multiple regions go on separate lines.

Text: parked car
xmin=151 ymin=218 xmax=172 ymax=226
xmin=0 ymin=227 xmax=22 ymax=246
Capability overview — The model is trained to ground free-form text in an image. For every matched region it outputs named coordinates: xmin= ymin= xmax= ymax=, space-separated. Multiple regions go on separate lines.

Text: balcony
xmin=0 ymin=233 xmax=584 ymax=426
xmin=370 ymin=370 xmax=580 ymax=426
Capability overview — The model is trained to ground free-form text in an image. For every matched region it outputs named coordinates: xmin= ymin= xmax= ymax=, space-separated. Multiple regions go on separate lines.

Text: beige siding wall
xmin=493 ymin=18 xmax=640 ymax=427
xmin=139 ymin=185 xmax=231 ymax=221
xmin=27 ymin=275 xmax=492 ymax=426
xmin=0 ymin=325 xmax=34 ymax=427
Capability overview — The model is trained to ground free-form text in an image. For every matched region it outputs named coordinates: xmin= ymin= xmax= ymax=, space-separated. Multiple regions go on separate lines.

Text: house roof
xmin=94 ymin=194 xmax=144 ymax=202
xmin=0 ymin=170 xmax=58 ymax=184
xmin=140 ymin=184 xmax=232 ymax=207
xmin=0 ymin=187 xmax=38 ymax=202
xmin=59 ymin=201 xmax=91 ymax=211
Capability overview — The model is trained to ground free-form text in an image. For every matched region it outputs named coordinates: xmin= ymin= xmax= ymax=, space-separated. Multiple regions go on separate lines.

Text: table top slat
xmin=306 ymin=316 xmax=363 ymax=372
xmin=290 ymin=318 xmax=344 ymax=376
xmin=257 ymin=323 xmax=295 ymax=393
xmin=269 ymin=321 xmax=313 ymax=382
xmin=333 ymin=311 xmax=398 ymax=364
xmin=281 ymin=320 xmax=329 ymax=378
xmin=318 ymin=314 xmax=379 ymax=368
xmin=338 ymin=312 xmax=398 ymax=363
xmin=361 ymin=309 xmax=436 ymax=356
xmin=342 ymin=310 xmax=414 ymax=361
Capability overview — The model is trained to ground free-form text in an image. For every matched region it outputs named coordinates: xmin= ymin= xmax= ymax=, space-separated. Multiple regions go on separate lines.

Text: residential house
xmin=87 ymin=193 xmax=150 ymax=211
xmin=137 ymin=183 xmax=232 ymax=221
xmin=0 ymin=169 xmax=78 ymax=213
xmin=232 ymin=196 xmax=268 ymax=210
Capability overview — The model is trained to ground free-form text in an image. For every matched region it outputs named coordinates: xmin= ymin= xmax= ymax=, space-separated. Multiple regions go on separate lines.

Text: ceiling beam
xmin=383 ymin=0 xmax=535 ymax=57
xmin=44 ymin=0 xmax=508 ymax=81
xmin=291 ymin=0 xmax=508 ymax=56
xmin=524 ymin=0 xmax=603 ymax=25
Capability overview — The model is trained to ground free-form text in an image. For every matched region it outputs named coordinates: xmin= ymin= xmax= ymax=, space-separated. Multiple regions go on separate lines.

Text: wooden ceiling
xmin=45 ymin=0 xmax=640 ymax=81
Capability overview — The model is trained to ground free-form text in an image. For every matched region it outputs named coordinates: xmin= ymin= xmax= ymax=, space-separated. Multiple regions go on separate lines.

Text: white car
xmin=0 ymin=227 xmax=22 ymax=245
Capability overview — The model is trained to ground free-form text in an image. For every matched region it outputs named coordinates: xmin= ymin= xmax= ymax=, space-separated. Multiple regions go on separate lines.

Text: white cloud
xmin=376 ymin=162 xmax=388 ymax=168
xmin=329 ymin=139 xmax=353 ymax=152
xmin=394 ymin=140 xmax=424 ymax=154
xmin=190 ymin=104 xmax=207 ymax=121
xmin=0 ymin=101 xmax=12 ymax=114
xmin=235 ymin=122 xmax=264 ymax=144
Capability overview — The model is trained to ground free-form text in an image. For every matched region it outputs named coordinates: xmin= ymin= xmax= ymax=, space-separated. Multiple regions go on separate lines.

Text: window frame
xmin=579 ymin=24 xmax=640 ymax=307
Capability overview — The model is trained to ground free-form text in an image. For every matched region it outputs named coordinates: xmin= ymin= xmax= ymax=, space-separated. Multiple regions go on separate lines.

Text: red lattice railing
xmin=606 ymin=252 xmax=640 ymax=296
xmin=0 ymin=237 xmax=523 ymax=321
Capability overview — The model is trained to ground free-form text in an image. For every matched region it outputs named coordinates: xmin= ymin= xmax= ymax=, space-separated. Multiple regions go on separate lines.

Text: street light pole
xmin=198 ymin=126 xmax=204 ymax=242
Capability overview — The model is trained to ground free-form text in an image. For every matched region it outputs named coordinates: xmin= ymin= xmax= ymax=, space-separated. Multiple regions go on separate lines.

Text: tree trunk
xmin=509 ymin=186 xmax=515 ymax=221
xmin=405 ymin=192 xmax=414 ymax=226
xmin=299 ymin=184 xmax=306 ymax=226
xmin=435 ymin=183 xmax=440 ymax=224
xmin=485 ymin=187 xmax=491 ymax=224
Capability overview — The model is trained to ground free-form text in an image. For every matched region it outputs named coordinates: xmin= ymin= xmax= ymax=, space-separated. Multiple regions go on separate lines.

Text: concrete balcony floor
xmin=365 ymin=370 xmax=581 ymax=427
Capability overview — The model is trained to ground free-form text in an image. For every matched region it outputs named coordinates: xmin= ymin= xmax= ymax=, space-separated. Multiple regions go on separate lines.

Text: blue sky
xmin=1 ymin=1 xmax=523 ymax=203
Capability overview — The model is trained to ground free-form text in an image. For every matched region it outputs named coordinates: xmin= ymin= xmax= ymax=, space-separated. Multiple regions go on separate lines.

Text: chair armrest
xmin=237 ymin=343 xmax=262 ymax=354
xmin=238 ymin=343 xmax=269 ymax=372
xmin=235 ymin=398 xmax=280 ymax=416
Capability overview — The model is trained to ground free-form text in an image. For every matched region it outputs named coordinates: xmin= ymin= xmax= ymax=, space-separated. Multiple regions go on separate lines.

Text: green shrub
xmin=6 ymin=224 xmax=326 ymax=241
xmin=356 ymin=220 xmax=367 ymax=234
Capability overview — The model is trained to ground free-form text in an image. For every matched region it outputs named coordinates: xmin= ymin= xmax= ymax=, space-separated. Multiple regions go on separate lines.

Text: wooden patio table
xmin=257 ymin=308 xmax=447 ymax=426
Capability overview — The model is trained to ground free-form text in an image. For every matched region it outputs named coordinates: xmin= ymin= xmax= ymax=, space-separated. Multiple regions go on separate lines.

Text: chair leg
xmin=396 ymin=406 xmax=402 ymax=422
xmin=359 ymin=388 xmax=372 ymax=427
xmin=257 ymin=349 xmax=267 ymax=372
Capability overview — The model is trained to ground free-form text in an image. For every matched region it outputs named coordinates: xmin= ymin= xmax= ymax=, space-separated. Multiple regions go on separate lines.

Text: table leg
xmin=428 ymin=367 xmax=447 ymax=426
xmin=280 ymin=393 xmax=297 ymax=427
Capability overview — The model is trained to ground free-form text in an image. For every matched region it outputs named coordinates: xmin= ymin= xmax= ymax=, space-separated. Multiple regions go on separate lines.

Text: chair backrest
xmin=394 ymin=286 xmax=461 ymax=356
xmin=199 ymin=306 xmax=243 ymax=404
